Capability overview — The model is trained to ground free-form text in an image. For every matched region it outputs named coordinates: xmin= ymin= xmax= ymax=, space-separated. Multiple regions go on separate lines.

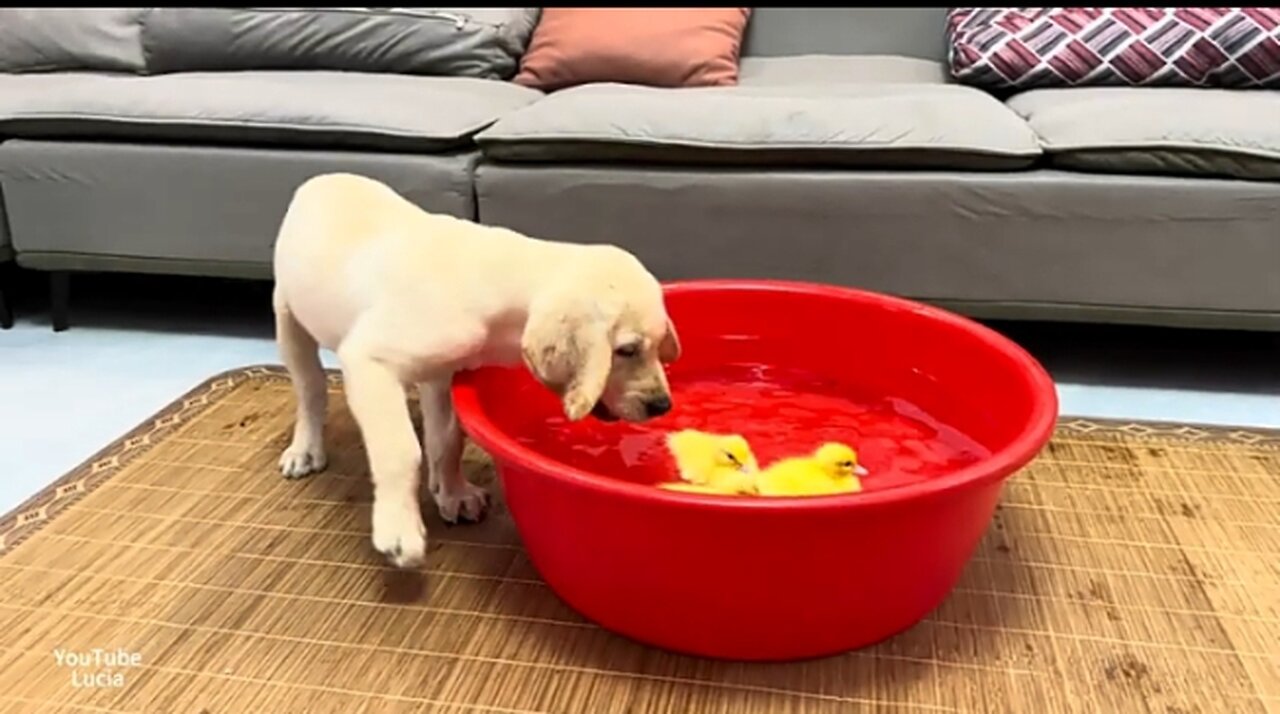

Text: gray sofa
xmin=1 ymin=7 xmax=1277 ymax=332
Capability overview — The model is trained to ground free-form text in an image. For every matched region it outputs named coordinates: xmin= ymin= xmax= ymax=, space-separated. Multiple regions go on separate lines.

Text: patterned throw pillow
xmin=947 ymin=8 xmax=1280 ymax=90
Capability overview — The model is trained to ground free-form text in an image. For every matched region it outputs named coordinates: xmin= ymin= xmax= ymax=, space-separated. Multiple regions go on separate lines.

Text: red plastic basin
xmin=452 ymin=279 xmax=1057 ymax=661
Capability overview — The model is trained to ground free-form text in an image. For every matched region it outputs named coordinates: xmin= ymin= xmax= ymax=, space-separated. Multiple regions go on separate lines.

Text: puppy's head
xmin=521 ymin=250 xmax=680 ymax=422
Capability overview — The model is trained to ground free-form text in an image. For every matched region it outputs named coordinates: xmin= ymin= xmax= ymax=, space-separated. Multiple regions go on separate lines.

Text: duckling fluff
xmin=660 ymin=429 xmax=759 ymax=495
xmin=756 ymin=442 xmax=868 ymax=497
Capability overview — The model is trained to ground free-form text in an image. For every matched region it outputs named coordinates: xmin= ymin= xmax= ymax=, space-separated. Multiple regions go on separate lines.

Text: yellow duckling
xmin=659 ymin=429 xmax=759 ymax=495
xmin=756 ymin=442 xmax=869 ymax=497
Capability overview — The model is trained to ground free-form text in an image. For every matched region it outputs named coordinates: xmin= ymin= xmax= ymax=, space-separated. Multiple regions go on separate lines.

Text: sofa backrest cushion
xmin=0 ymin=8 xmax=540 ymax=80
xmin=141 ymin=8 xmax=540 ymax=80
xmin=741 ymin=8 xmax=948 ymax=61
xmin=0 ymin=8 xmax=148 ymax=73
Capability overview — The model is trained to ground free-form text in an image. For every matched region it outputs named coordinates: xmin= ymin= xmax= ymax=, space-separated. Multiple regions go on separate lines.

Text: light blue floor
xmin=1 ymin=273 xmax=1277 ymax=514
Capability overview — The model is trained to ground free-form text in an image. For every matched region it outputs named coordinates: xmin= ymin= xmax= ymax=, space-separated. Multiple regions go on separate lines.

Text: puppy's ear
xmin=658 ymin=317 xmax=682 ymax=364
xmin=522 ymin=295 xmax=612 ymax=421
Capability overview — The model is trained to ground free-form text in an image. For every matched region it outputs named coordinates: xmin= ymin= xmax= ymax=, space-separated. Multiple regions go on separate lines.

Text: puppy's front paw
xmin=562 ymin=391 xmax=598 ymax=422
xmin=434 ymin=482 xmax=490 ymax=525
xmin=372 ymin=500 xmax=427 ymax=569
xmin=279 ymin=442 xmax=327 ymax=479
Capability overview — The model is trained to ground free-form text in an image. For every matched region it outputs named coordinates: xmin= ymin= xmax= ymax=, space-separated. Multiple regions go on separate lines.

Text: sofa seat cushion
xmin=477 ymin=67 xmax=1041 ymax=169
xmin=0 ymin=72 xmax=542 ymax=152
xmin=1008 ymin=88 xmax=1280 ymax=180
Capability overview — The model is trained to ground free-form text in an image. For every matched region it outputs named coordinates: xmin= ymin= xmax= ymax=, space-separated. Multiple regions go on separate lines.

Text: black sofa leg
xmin=50 ymin=270 xmax=70 ymax=332
xmin=0 ymin=266 xmax=12 ymax=330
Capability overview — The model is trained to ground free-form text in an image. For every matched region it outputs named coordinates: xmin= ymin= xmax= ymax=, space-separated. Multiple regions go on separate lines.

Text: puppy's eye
xmin=614 ymin=344 xmax=640 ymax=358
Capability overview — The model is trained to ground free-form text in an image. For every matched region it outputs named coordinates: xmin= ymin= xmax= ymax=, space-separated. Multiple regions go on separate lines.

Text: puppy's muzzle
xmin=590 ymin=395 xmax=672 ymax=422
xmin=644 ymin=395 xmax=672 ymax=418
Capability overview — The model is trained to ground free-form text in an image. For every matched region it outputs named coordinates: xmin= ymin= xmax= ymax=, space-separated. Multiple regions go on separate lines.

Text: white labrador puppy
xmin=272 ymin=173 xmax=680 ymax=568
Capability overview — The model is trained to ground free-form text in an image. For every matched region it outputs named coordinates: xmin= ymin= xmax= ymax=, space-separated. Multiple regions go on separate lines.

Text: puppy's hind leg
xmin=275 ymin=291 xmax=328 ymax=478
xmin=420 ymin=379 xmax=488 ymax=524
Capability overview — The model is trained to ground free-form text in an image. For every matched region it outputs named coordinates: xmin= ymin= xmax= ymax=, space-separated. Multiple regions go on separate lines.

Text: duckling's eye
xmin=722 ymin=451 xmax=743 ymax=466
xmin=614 ymin=343 xmax=640 ymax=359
xmin=838 ymin=461 xmax=854 ymax=468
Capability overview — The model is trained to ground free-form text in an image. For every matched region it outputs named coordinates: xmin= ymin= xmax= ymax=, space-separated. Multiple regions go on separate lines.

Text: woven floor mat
xmin=0 ymin=366 xmax=1276 ymax=713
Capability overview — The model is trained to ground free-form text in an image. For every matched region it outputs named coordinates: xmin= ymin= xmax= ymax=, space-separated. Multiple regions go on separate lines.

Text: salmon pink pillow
xmin=515 ymin=8 xmax=752 ymax=91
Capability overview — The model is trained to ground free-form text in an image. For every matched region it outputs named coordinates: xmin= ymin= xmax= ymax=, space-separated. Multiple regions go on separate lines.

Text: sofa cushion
xmin=0 ymin=195 xmax=10 ymax=263
xmin=742 ymin=9 xmax=949 ymax=62
xmin=0 ymin=140 xmax=480 ymax=271
xmin=948 ymin=8 xmax=1280 ymax=91
xmin=737 ymin=55 xmax=948 ymax=85
xmin=477 ymin=78 xmax=1041 ymax=169
xmin=514 ymin=8 xmax=752 ymax=91
xmin=0 ymin=8 xmax=146 ymax=73
xmin=141 ymin=8 xmax=540 ymax=80
xmin=0 ymin=72 xmax=542 ymax=152
xmin=1008 ymin=87 xmax=1280 ymax=180
xmin=476 ymin=164 xmax=1280 ymax=317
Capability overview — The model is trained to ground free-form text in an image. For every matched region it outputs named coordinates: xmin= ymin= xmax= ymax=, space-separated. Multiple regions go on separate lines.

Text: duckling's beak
xmin=854 ymin=465 xmax=870 ymax=477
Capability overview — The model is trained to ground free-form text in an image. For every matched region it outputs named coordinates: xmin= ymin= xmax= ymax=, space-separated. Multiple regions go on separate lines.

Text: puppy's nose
xmin=645 ymin=395 xmax=672 ymax=418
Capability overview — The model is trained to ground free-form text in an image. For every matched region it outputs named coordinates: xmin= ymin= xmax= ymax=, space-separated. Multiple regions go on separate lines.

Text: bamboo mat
xmin=1 ymin=367 xmax=1277 ymax=714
